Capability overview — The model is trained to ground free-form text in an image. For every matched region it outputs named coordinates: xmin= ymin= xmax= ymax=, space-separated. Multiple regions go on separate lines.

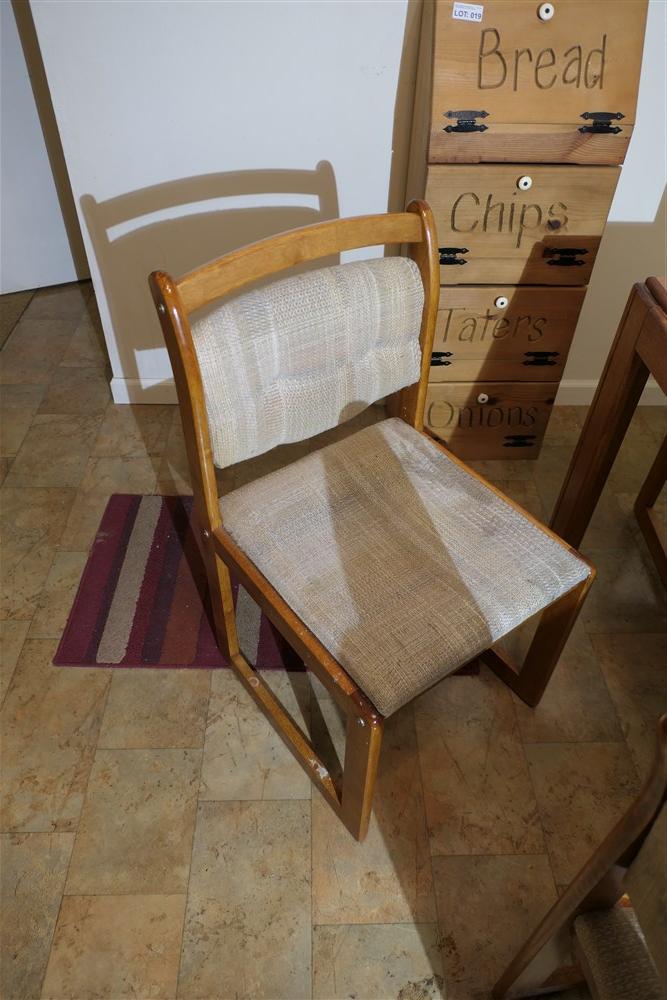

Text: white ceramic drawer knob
xmin=477 ymin=392 xmax=490 ymax=404
xmin=517 ymin=175 xmax=533 ymax=191
xmin=538 ymin=3 xmax=554 ymax=20
xmin=494 ymin=295 xmax=509 ymax=309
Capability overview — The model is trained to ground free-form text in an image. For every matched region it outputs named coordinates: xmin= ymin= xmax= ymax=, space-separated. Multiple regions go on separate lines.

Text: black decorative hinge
xmin=443 ymin=110 xmax=489 ymax=133
xmin=503 ymin=434 xmax=537 ymax=448
xmin=439 ymin=247 xmax=468 ymax=266
xmin=579 ymin=111 xmax=624 ymax=134
xmin=523 ymin=351 xmax=560 ymax=366
xmin=544 ymin=247 xmax=589 ymax=267
xmin=431 ymin=351 xmax=453 ymax=366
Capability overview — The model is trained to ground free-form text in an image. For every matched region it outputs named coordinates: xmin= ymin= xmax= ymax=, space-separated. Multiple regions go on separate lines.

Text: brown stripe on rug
xmin=54 ymin=495 xmax=304 ymax=671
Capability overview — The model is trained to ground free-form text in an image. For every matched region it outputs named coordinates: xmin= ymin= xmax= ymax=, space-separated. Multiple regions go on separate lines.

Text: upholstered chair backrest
xmin=189 ymin=255 xmax=424 ymax=468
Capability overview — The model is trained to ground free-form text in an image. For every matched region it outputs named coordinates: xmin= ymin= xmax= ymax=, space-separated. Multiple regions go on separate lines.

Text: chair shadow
xmin=80 ymin=160 xmax=340 ymax=390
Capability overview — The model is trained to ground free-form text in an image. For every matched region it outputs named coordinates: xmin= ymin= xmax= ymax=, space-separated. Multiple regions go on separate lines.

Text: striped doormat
xmin=53 ymin=494 xmax=303 ymax=670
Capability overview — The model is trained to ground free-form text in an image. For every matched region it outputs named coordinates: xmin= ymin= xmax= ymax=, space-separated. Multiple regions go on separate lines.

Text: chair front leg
xmin=340 ymin=711 xmax=384 ymax=841
xmin=481 ymin=576 xmax=593 ymax=707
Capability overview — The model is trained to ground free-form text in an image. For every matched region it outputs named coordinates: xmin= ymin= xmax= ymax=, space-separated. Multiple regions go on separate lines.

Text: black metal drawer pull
xmin=544 ymin=247 xmax=589 ymax=267
xmin=443 ymin=110 xmax=489 ymax=133
xmin=439 ymin=247 xmax=468 ymax=266
xmin=431 ymin=352 xmax=453 ymax=366
xmin=523 ymin=351 xmax=560 ymax=366
xmin=503 ymin=435 xmax=537 ymax=448
xmin=580 ymin=111 xmax=624 ymax=135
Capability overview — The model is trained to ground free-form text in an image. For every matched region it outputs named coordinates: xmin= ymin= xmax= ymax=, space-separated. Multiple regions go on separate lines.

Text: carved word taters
xmin=449 ymin=191 xmax=568 ymax=248
xmin=428 ymin=399 xmax=539 ymax=430
xmin=478 ymin=29 xmax=607 ymax=91
xmin=439 ymin=307 xmax=546 ymax=343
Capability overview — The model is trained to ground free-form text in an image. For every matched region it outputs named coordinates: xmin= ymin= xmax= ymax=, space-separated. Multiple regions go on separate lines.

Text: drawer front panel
xmin=432 ymin=286 xmax=586 ymax=381
xmin=425 ymin=381 xmax=555 ymax=460
xmin=429 ymin=0 xmax=647 ymax=164
xmin=426 ymin=164 xmax=619 ymax=285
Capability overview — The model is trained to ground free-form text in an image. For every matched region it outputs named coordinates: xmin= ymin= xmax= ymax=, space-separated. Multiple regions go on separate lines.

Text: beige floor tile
xmin=98 ymin=669 xmax=211 ymax=749
xmin=28 ymin=551 xmax=87 ymax=639
xmin=65 ymin=747 xmax=200 ymax=894
xmin=60 ymin=309 xmax=108 ymax=369
xmin=93 ymin=403 xmax=174 ymax=459
xmin=156 ymin=417 xmax=192 ymax=496
xmin=38 ymin=366 xmax=110 ymax=416
xmin=42 ymin=894 xmax=185 ymax=1000
xmin=24 ymin=282 xmax=88 ymax=322
xmin=416 ymin=668 xmax=543 ymax=857
xmin=543 ymin=405 xmax=586 ymax=446
xmin=606 ymin=420 xmax=663 ymax=495
xmin=79 ymin=454 xmax=159 ymax=495
xmin=0 ymin=456 xmax=10 ymax=485
xmin=592 ymin=634 xmax=667 ymax=777
xmin=313 ymin=923 xmax=444 ymax=1000
xmin=531 ymin=444 xmax=572 ymax=521
xmin=178 ymin=799 xmax=311 ymax=1000
xmin=0 ymin=318 xmax=75 ymax=385
xmin=432 ymin=854 xmax=558 ymax=1000
xmin=200 ymin=670 xmax=312 ymax=800
xmin=0 ymin=289 xmax=34 ymax=348
xmin=580 ymin=545 xmax=667 ymax=634
xmin=0 ymin=640 xmax=111 ymax=832
xmin=513 ymin=622 xmax=623 ymax=744
xmin=4 ymin=413 xmax=103 ymax=489
xmin=58 ymin=490 xmax=111 ymax=552
xmin=579 ymin=489 xmax=636 ymax=551
xmin=312 ymin=705 xmax=436 ymax=925
xmin=1 ymin=831 xmax=74 ymax=1000
xmin=634 ymin=405 xmax=667 ymax=445
xmin=0 ymin=383 xmax=46 ymax=457
xmin=525 ymin=742 xmax=639 ymax=885
xmin=0 ymin=618 xmax=30 ymax=705
xmin=0 ymin=488 xmax=75 ymax=620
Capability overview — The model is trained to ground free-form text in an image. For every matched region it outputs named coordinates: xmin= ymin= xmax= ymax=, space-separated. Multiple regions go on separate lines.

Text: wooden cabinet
xmin=407 ymin=0 xmax=648 ymax=461
xmin=432 ymin=286 xmax=585 ymax=381
xmin=425 ymin=381 xmax=555 ymax=459
xmin=428 ymin=0 xmax=648 ymax=164
xmin=426 ymin=164 xmax=619 ymax=284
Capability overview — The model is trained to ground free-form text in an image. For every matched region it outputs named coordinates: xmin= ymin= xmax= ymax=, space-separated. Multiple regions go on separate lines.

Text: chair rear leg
xmin=199 ymin=527 xmax=240 ymax=662
xmin=482 ymin=576 xmax=593 ymax=707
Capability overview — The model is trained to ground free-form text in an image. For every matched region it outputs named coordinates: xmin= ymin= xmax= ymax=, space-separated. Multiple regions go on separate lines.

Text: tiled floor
xmin=1 ymin=281 xmax=666 ymax=1000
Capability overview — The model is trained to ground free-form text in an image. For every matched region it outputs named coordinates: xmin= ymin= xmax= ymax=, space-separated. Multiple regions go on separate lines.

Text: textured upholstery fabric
xmin=191 ymin=257 xmax=424 ymax=468
xmin=220 ymin=418 xmax=590 ymax=716
xmin=574 ymin=908 xmax=665 ymax=1000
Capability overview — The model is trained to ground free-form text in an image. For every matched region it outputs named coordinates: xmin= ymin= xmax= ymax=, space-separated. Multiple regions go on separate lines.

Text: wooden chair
xmin=634 ymin=435 xmax=667 ymax=589
xmin=493 ymin=714 xmax=667 ymax=999
xmin=149 ymin=201 xmax=594 ymax=841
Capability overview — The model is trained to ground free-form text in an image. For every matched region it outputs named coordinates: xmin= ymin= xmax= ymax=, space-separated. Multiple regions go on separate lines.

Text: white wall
xmin=29 ymin=0 xmax=417 ymax=402
xmin=29 ymin=0 xmax=665 ymax=404
xmin=0 ymin=1 xmax=79 ymax=293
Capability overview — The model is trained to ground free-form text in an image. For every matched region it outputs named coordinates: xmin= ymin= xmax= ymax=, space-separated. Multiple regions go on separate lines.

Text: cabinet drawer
xmin=426 ymin=164 xmax=619 ymax=285
xmin=432 ymin=286 xmax=585 ymax=381
xmin=425 ymin=381 xmax=555 ymax=459
xmin=428 ymin=0 xmax=647 ymax=164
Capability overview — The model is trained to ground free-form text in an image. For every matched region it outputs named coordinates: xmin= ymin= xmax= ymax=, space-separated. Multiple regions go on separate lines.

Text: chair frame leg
xmin=480 ymin=576 xmax=594 ymax=707
xmin=201 ymin=524 xmax=384 ymax=841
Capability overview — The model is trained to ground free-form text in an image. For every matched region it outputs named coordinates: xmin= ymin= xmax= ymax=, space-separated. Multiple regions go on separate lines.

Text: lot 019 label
xmin=453 ymin=3 xmax=484 ymax=22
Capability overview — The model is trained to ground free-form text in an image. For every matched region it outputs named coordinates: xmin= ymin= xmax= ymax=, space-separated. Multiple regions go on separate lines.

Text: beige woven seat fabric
xmin=220 ymin=418 xmax=590 ymax=716
xmin=191 ymin=256 xmax=424 ymax=468
xmin=574 ymin=908 xmax=665 ymax=1000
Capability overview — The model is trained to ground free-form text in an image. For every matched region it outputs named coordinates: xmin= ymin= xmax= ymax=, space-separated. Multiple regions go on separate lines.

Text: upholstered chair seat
xmin=221 ymin=417 xmax=590 ymax=716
